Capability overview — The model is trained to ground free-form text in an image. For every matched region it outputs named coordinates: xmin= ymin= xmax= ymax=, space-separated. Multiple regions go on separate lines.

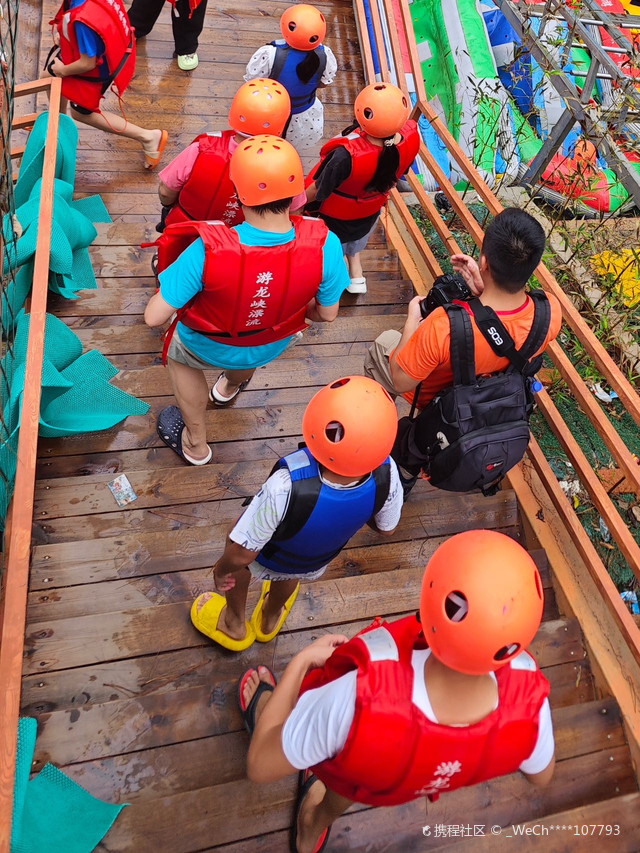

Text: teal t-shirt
xmin=159 ymin=221 xmax=349 ymax=370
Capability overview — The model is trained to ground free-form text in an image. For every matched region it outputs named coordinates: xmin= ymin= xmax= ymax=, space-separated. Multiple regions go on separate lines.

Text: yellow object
xmin=190 ymin=592 xmax=256 ymax=651
xmin=250 ymin=580 xmax=300 ymax=642
xmin=591 ymin=249 xmax=640 ymax=307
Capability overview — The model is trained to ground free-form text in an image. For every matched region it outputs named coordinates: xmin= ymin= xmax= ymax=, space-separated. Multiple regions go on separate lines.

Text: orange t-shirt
xmin=395 ymin=293 xmax=563 ymax=410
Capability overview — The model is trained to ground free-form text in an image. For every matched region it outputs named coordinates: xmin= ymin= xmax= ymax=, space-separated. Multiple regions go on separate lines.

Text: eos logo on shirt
xmin=487 ymin=326 xmax=504 ymax=346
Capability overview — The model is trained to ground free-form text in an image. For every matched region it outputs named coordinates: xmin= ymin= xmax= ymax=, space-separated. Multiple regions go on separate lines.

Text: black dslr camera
xmin=419 ymin=273 xmax=472 ymax=319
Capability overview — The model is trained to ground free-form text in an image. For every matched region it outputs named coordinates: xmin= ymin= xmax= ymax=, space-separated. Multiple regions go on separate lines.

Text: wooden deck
xmin=18 ymin=0 xmax=640 ymax=850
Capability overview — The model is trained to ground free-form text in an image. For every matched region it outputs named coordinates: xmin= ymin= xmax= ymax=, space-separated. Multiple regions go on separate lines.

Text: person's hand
xmin=451 ymin=253 xmax=484 ymax=296
xmin=213 ymin=566 xmax=236 ymax=593
xmin=300 ymin=633 xmax=349 ymax=669
xmin=49 ymin=57 xmax=66 ymax=78
xmin=407 ymin=294 xmax=424 ymax=325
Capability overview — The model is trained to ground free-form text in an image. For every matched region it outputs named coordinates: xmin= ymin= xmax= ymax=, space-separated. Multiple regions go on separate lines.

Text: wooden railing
xmin=354 ymin=0 xmax=640 ymax=777
xmin=0 ymin=77 xmax=61 ymax=853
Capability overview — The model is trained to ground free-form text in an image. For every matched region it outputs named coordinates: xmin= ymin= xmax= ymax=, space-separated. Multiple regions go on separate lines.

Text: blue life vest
xmin=269 ymin=40 xmax=327 ymax=115
xmin=256 ymin=446 xmax=391 ymax=575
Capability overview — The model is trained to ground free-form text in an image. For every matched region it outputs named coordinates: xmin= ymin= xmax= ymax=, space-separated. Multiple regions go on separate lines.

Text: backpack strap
xmin=316 ymin=46 xmax=327 ymax=81
xmin=269 ymin=41 xmax=288 ymax=80
xmin=518 ymin=290 xmax=552 ymax=363
xmin=372 ymin=460 xmax=391 ymax=516
xmin=468 ymin=294 xmax=551 ymax=375
xmin=268 ymin=447 xmax=322 ymax=543
xmin=445 ymin=303 xmax=477 ymax=386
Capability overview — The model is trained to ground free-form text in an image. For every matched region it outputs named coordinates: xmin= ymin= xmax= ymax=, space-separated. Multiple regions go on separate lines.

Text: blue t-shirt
xmin=70 ymin=0 xmax=109 ymax=81
xmin=159 ymin=221 xmax=349 ymax=370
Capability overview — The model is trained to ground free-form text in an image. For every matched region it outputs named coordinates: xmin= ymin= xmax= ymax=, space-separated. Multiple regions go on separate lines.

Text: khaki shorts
xmin=363 ymin=329 xmax=402 ymax=399
xmin=167 ymin=328 xmax=219 ymax=370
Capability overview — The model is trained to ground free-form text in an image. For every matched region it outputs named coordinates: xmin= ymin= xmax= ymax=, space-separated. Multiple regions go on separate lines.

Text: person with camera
xmin=364 ymin=208 xmax=562 ymax=495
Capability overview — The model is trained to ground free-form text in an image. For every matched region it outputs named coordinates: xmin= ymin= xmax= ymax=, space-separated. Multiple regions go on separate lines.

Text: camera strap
xmin=468 ymin=294 xmax=551 ymax=375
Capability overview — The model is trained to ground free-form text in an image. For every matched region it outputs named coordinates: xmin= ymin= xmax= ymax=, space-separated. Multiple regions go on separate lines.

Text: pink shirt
xmin=159 ymin=134 xmax=307 ymax=210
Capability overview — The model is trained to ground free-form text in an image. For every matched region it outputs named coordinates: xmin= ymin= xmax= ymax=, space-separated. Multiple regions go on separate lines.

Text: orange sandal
xmin=144 ymin=129 xmax=168 ymax=170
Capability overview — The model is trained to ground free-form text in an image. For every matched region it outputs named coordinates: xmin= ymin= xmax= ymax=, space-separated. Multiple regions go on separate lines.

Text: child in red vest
xmin=190 ymin=376 xmax=403 ymax=651
xmin=48 ymin=0 xmax=168 ymax=169
xmin=240 ymin=530 xmax=555 ymax=853
xmin=245 ymin=4 xmax=336 ymax=150
xmin=156 ymin=79 xmax=294 ymax=232
xmin=306 ymin=82 xmax=420 ymax=293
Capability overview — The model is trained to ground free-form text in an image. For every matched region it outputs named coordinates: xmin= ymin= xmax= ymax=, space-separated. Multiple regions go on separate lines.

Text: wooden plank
xmin=21 ymin=617 xmax=586 ymax=768
xmin=0 ymin=76 xmax=61 ymax=853
xmin=58 ymin=696 xmax=622 ymax=807
xmin=28 ymin=491 xmax=519 ymax=587
xmin=60 ymin=747 xmax=639 ymax=853
xmin=509 ymin=457 xmax=640 ymax=794
xmin=441 ymin=793 xmax=640 ymax=852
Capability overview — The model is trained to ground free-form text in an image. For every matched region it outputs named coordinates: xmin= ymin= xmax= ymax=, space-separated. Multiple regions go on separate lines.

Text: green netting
xmin=12 ymin=718 xmax=126 ymax=853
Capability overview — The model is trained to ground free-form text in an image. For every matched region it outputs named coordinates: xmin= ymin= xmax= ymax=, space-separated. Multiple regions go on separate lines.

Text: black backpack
xmin=394 ymin=292 xmax=551 ymax=496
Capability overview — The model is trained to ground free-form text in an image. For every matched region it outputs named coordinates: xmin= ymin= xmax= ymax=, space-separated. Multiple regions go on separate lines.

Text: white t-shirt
xmin=282 ymin=648 xmax=554 ymax=776
xmin=230 ymin=457 xmax=403 ymax=555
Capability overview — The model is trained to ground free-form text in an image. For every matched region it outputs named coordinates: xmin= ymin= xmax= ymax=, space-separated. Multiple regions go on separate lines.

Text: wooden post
xmin=0 ymin=76 xmax=62 ymax=853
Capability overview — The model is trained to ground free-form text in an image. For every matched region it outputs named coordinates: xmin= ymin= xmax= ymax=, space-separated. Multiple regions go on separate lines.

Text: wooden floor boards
xmin=17 ymin=0 xmax=640 ymax=850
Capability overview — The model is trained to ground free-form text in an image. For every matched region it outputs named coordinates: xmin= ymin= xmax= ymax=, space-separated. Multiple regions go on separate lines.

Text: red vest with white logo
xmin=307 ymin=120 xmax=420 ymax=220
xmin=51 ymin=0 xmax=136 ymax=112
xmin=298 ymin=615 xmax=550 ymax=807
xmin=165 ymin=131 xmax=243 ymax=228
xmin=155 ymin=217 xmax=327 ymax=348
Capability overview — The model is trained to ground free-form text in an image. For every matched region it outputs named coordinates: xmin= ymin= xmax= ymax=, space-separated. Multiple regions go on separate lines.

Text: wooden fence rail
xmin=0 ymin=77 xmax=62 ymax=853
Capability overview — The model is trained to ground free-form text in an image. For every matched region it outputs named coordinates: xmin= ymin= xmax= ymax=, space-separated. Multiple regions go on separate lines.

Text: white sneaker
xmin=177 ymin=52 xmax=199 ymax=71
xmin=347 ymin=276 xmax=367 ymax=294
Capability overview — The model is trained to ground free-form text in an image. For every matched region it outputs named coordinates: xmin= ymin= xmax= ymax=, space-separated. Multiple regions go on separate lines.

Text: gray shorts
xmin=167 ymin=328 xmax=220 ymax=370
xmin=248 ymin=560 xmax=327 ymax=583
xmin=341 ymin=217 xmax=380 ymax=257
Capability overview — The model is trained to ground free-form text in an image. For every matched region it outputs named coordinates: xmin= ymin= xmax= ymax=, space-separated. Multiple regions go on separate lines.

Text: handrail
xmin=0 ymin=77 xmax=62 ymax=853
xmin=353 ymin=0 xmax=640 ymax=749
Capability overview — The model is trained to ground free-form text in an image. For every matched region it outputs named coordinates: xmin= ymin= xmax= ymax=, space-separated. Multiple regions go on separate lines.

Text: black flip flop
xmin=291 ymin=770 xmax=331 ymax=853
xmin=157 ymin=405 xmax=212 ymax=466
xmin=237 ymin=666 xmax=277 ymax=735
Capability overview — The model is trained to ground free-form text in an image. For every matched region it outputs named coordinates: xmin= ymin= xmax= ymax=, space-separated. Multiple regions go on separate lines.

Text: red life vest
xmin=51 ymin=0 xmax=136 ymax=112
xmin=306 ymin=120 xmax=420 ymax=220
xmin=299 ymin=614 xmax=550 ymax=807
xmin=165 ymin=131 xmax=243 ymax=229
xmin=148 ymin=217 xmax=327 ymax=356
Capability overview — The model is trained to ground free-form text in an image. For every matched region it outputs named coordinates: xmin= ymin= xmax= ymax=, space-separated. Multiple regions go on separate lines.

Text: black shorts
xmin=69 ymin=102 xmax=94 ymax=116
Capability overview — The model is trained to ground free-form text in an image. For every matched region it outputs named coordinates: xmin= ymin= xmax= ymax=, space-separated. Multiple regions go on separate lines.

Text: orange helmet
xmin=302 ymin=377 xmax=398 ymax=477
xmin=420 ymin=530 xmax=544 ymax=675
xmin=228 ymin=79 xmax=291 ymax=137
xmin=355 ymin=83 xmax=411 ymax=139
xmin=229 ymin=135 xmax=304 ymax=206
xmin=280 ymin=4 xmax=326 ymax=51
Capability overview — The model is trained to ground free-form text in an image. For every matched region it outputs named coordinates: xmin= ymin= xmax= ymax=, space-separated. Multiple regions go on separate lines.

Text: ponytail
xmin=296 ymin=51 xmax=321 ymax=85
xmin=366 ymin=141 xmax=400 ymax=193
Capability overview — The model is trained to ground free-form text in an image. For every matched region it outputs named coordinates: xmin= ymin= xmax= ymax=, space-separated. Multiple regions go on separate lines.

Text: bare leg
xmin=216 ymin=367 xmax=256 ymax=398
xmin=261 ymin=579 xmax=299 ymax=635
xmin=346 ymin=253 xmax=363 ymax=279
xmin=297 ymin=781 xmax=352 ymax=853
xmin=166 ymin=357 xmax=210 ymax=460
xmin=69 ymin=106 xmax=164 ymax=168
xmin=195 ymin=567 xmax=251 ymax=641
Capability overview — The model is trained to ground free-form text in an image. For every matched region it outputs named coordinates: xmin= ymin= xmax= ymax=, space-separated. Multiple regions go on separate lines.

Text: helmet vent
xmin=330 ymin=378 xmax=350 ymax=389
xmin=310 ymin=35 xmax=318 ymax=42
xmin=363 ymin=108 xmax=374 ymax=119
xmin=288 ymin=21 xmax=296 ymax=31
xmin=494 ymin=643 xmax=520 ymax=661
xmin=534 ymin=570 xmax=543 ymax=600
xmin=263 ymin=121 xmax=270 ymax=127
xmin=374 ymin=84 xmax=386 ymax=91
xmin=444 ymin=591 xmax=468 ymax=622
xmin=325 ymin=421 xmax=344 ymax=443
xmin=258 ymin=182 xmax=267 ymax=190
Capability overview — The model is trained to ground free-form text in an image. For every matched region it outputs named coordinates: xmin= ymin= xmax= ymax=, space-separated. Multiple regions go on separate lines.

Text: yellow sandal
xmin=250 ymin=580 xmax=300 ymax=643
xmin=190 ymin=592 xmax=256 ymax=651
